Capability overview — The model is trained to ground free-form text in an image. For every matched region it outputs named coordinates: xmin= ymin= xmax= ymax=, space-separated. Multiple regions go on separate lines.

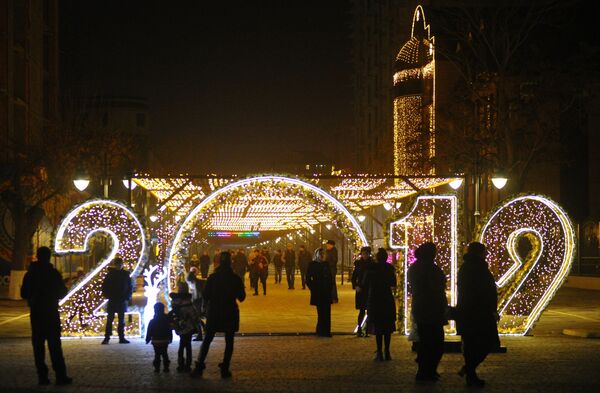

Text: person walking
xmin=248 ymin=249 xmax=260 ymax=295
xmin=146 ymin=302 xmax=173 ymax=373
xmin=190 ymin=254 xmax=200 ymax=270
xmin=297 ymin=245 xmax=312 ymax=290
xmin=325 ymin=240 xmax=339 ymax=303
xmin=101 ymin=257 xmax=133 ymax=344
xmin=407 ymin=242 xmax=447 ymax=380
xmin=199 ymin=251 xmax=211 ymax=279
xmin=169 ymin=282 xmax=200 ymax=372
xmin=362 ymin=248 xmax=397 ymax=361
xmin=351 ymin=246 xmax=373 ymax=337
xmin=284 ymin=243 xmax=296 ymax=289
xmin=212 ymin=249 xmax=221 ymax=272
xmin=306 ymin=248 xmax=333 ymax=337
xmin=258 ymin=250 xmax=269 ymax=295
xmin=233 ymin=249 xmax=248 ymax=285
xmin=20 ymin=246 xmax=72 ymax=386
xmin=456 ymin=242 xmax=500 ymax=387
xmin=272 ymin=249 xmax=283 ymax=284
xmin=191 ymin=252 xmax=246 ymax=379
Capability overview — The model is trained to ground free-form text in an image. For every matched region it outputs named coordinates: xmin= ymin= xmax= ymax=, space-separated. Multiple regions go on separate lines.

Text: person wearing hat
xmin=352 ymin=246 xmax=373 ymax=337
xmin=101 ymin=257 xmax=133 ymax=344
xmin=408 ymin=242 xmax=447 ymax=379
xmin=169 ymin=281 xmax=200 ymax=372
xmin=325 ymin=240 xmax=339 ymax=303
xmin=190 ymin=254 xmax=200 ymax=270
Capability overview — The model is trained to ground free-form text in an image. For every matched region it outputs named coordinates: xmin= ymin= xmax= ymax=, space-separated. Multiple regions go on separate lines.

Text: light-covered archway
xmin=166 ymin=175 xmax=369 ymax=291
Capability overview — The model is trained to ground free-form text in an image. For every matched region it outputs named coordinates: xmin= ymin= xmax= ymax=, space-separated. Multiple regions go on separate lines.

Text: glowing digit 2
xmin=54 ymin=200 xmax=146 ymax=337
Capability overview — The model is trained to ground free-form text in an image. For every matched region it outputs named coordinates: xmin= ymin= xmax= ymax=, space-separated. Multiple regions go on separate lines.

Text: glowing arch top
xmin=167 ymin=175 xmax=369 ymax=289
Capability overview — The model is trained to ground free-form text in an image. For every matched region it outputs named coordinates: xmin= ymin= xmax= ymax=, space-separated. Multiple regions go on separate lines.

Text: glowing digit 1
xmin=389 ymin=195 xmax=458 ymax=335
xmin=54 ymin=200 xmax=146 ymax=337
xmin=478 ymin=195 xmax=575 ymax=335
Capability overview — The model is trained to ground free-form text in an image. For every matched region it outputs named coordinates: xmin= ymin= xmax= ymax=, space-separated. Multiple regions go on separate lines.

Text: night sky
xmin=60 ymin=1 xmax=353 ymax=173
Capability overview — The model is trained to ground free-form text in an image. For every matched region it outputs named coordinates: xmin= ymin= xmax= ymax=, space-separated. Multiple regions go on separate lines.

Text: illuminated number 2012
xmin=54 ymin=200 xmax=146 ymax=337
xmin=478 ymin=195 xmax=575 ymax=335
xmin=389 ymin=196 xmax=458 ymax=335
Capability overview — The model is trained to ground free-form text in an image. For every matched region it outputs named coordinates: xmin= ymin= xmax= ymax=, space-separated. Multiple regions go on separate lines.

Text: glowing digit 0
xmin=389 ymin=195 xmax=458 ymax=334
xmin=478 ymin=195 xmax=576 ymax=335
xmin=54 ymin=200 xmax=146 ymax=337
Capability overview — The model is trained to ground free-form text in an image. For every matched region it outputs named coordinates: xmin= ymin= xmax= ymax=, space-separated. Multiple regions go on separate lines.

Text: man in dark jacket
xmin=199 ymin=251 xmax=211 ymax=279
xmin=192 ymin=252 xmax=245 ymax=379
xmin=306 ymin=248 xmax=333 ymax=337
xmin=408 ymin=242 xmax=448 ymax=382
xmin=351 ymin=246 xmax=372 ymax=337
xmin=457 ymin=242 xmax=500 ymax=387
xmin=297 ymin=245 xmax=312 ymax=290
xmin=101 ymin=257 xmax=132 ymax=344
xmin=21 ymin=247 xmax=72 ymax=385
xmin=283 ymin=243 xmax=296 ymax=290
xmin=325 ymin=240 xmax=339 ymax=303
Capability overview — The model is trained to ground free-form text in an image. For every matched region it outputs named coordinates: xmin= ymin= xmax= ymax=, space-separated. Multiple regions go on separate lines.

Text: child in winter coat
xmin=169 ymin=282 xmax=200 ymax=372
xmin=146 ymin=302 xmax=173 ymax=373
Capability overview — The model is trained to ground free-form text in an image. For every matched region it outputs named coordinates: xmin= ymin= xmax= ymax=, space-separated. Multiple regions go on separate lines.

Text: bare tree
xmin=424 ymin=0 xmax=598 ymax=191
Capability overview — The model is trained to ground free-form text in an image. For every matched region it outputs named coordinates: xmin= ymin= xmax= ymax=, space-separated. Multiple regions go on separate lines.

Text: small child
xmin=146 ymin=302 xmax=173 ymax=373
xmin=169 ymin=282 xmax=200 ymax=372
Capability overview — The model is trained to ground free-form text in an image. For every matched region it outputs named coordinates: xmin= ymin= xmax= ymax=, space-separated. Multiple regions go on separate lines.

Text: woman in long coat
xmin=192 ymin=252 xmax=245 ymax=379
xmin=457 ymin=242 xmax=500 ymax=387
xmin=351 ymin=246 xmax=372 ymax=337
xmin=362 ymin=248 xmax=396 ymax=361
xmin=306 ymin=248 xmax=333 ymax=337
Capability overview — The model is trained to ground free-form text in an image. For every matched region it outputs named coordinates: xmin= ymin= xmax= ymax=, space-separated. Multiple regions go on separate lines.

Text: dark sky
xmin=60 ymin=1 xmax=354 ymax=173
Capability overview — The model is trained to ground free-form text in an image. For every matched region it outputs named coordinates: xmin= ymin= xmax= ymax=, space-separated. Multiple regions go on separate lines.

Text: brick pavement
xmin=0 ymin=333 xmax=599 ymax=392
xmin=1 ymin=282 xmax=599 ymax=392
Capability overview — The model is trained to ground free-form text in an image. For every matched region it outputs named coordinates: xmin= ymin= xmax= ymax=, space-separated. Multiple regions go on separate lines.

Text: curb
xmin=562 ymin=328 xmax=600 ymax=338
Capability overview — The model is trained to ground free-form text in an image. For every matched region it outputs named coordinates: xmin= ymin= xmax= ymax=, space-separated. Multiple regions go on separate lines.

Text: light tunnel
xmin=166 ymin=175 xmax=370 ymax=292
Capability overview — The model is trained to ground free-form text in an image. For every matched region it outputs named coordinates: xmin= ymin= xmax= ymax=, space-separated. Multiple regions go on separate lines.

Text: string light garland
xmin=477 ymin=194 xmax=576 ymax=335
xmin=54 ymin=200 xmax=146 ymax=337
xmin=388 ymin=196 xmax=458 ymax=335
xmin=166 ymin=175 xmax=369 ymax=292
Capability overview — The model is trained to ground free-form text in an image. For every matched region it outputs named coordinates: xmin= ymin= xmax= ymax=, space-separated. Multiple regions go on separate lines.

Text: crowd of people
xmin=21 ymin=240 xmax=500 ymax=388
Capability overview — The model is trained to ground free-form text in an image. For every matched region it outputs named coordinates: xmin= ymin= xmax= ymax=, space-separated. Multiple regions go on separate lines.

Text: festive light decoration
xmin=54 ymin=200 xmax=146 ymax=337
xmin=133 ymin=175 xmax=453 ymax=228
xmin=389 ymin=196 xmax=458 ymax=335
xmin=478 ymin=195 xmax=576 ymax=335
xmin=167 ymin=176 xmax=369 ymax=292
xmin=393 ymin=5 xmax=435 ymax=176
xmin=142 ymin=265 xmax=167 ymax=334
xmin=207 ymin=231 xmax=260 ymax=238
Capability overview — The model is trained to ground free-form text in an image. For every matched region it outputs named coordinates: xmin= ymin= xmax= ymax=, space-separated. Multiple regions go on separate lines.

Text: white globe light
xmin=449 ymin=178 xmax=464 ymax=190
xmin=149 ymin=215 xmax=158 ymax=223
xmin=325 ymin=224 xmax=332 ymax=230
xmin=122 ymin=179 xmax=137 ymax=190
xmin=383 ymin=202 xmax=392 ymax=211
xmin=492 ymin=177 xmax=508 ymax=190
xmin=358 ymin=214 xmax=366 ymax=222
xmin=73 ymin=179 xmax=90 ymax=192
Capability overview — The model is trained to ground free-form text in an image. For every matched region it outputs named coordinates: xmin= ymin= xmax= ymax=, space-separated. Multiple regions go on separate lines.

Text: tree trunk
xmin=10 ymin=202 xmax=45 ymax=271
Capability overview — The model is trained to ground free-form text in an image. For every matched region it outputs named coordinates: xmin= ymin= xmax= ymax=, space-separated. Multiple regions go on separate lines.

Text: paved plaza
xmin=0 ymin=283 xmax=599 ymax=392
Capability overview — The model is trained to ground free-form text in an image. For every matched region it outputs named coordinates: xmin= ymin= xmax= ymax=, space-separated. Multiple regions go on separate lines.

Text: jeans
xmin=105 ymin=300 xmax=126 ymax=339
xmin=197 ymin=331 xmax=235 ymax=369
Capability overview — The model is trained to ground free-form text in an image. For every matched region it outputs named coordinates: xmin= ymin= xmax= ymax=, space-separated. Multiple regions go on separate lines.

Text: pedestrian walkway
xmin=0 ymin=333 xmax=599 ymax=392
